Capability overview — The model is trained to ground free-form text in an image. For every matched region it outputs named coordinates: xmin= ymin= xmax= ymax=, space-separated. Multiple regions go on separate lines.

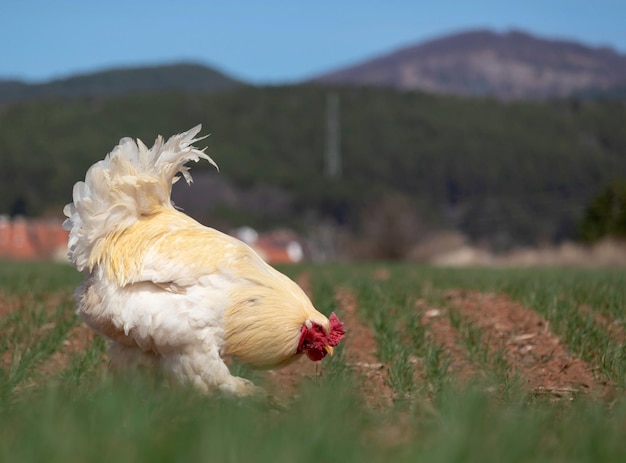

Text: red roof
xmin=234 ymin=227 xmax=306 ymax=264
xmin=0 ymin=218 xmax=305 ymax=265
xmin=0 ymin=217 xmax=68 ymax=261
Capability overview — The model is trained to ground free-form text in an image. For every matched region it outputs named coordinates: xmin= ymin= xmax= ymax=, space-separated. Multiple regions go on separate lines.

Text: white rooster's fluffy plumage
xmin=64 ymin=126 xmax=343 ymax=396
xmin=64 ymin=125 xmax=214 ymax=272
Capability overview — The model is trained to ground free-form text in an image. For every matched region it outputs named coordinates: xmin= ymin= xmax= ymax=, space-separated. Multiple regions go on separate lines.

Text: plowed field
xmin=1 ymin=262 xmax=625 ymax=462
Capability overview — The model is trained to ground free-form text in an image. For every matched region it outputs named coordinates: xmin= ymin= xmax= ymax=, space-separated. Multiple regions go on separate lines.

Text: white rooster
xmin=63 ymin=126 xmax=345 ymax=396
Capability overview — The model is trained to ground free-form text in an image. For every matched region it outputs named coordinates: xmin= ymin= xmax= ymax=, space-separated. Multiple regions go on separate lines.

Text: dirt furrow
xmin=446 ymin=290 xmax=611 ymax=398
xmin=416 ymin=299 xmax=477 ymax=382
xmin=37 ymin=324 xmax=99 ymax=375
xmin=578 ymin=304 xmax=626 ymax=344
xmin=1 ymin=292 xmax=79 ymax=373
xmin=334 ymin=287 xmax=394 ymax=408
xmin=0 ymin=292 xmax=26 ymax=318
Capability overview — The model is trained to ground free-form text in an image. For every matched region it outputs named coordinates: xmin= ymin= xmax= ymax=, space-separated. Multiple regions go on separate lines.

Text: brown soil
xmin=0 ymin=293 xmax=18 ymax=317
xmin=0 ymin=293 xmax=22 ymax=369
xmin=416 ymin=298 xmax=477 ymax=381
xmin=265 ymin=277 xmax=616 ymax=405
xmin=578 ymin=304 xmax=626 ymax=343
xmin=38 ymin=323 xmax=99 ymax=374
xmin=3 ymin=278 xmax=619 ymax=405
xmin=371 ymin=267 xmax=391 ymax=281
xmin=2 ymin=289 xmax=109 ymax=378
xmin=334 ymin=286 xmax=394 ymax=408
xmin=445 ymin=290 xmax=612 ymax=398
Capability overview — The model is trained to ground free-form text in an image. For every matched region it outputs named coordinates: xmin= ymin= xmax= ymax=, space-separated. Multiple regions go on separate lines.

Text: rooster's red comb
xmin=327 ymin=312 xmax=346 ymax=346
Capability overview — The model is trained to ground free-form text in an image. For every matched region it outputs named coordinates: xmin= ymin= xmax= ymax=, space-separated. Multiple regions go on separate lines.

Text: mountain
xmin=5 ymin=30 xmax=626 ymax=102
xmin=311 ymin=29 xmax=626 ymax=99
xmin=0 ymin=63 xmax=245 ymax=103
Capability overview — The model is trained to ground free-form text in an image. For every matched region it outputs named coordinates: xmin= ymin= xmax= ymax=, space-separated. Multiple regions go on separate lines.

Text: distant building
xmin=0 ymin=217 xmax=306 ymax=265
xmin=0 ymin=216 xmax=69 ymax=261
xmin=233 ymin=226 xmax=305 ymax=264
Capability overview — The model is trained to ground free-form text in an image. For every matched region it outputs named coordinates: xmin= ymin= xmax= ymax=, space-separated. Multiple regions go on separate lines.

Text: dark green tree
xmin=580 ymin=181 xmax=626 ymax=242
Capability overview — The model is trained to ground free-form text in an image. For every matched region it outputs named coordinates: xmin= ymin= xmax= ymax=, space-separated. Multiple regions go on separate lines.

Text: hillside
xmin=0 ymin=63 xmax=244 ymax=103
xmin=312 ymin=29 xmax=626 ymax=99
xmin=4 ymin=30 xmax=626 ymax=102
xmin=1 ymin=85 xmax=625 ymax=250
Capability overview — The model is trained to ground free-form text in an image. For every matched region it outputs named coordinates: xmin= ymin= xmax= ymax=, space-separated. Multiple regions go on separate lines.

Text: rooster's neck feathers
xmin=222 ymin=267 xmax=326 ymax=369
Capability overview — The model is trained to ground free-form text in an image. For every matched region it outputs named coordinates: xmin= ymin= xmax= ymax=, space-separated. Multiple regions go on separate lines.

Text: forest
xmin=1 ymin=84 xmax=625 ymax=249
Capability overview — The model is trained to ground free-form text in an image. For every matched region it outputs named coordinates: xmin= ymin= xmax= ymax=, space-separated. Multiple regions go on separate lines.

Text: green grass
xmin=1 ymin=261 xmax=626 ymax=462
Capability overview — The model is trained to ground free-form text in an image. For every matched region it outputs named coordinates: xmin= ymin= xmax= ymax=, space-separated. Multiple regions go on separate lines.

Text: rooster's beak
xmin=323 ymin=345 xmax=334 ymax=356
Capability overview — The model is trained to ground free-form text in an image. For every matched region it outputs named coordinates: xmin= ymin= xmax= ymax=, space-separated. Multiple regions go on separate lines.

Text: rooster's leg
xmin=108 ymin=341 xmax=160 ymax=372
xmin=161 ymin=344 xmax=264 ymax=397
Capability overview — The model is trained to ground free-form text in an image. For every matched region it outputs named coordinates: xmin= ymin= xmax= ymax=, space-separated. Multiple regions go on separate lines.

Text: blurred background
xmin=1 ymin=0 xmax=626 ymax=265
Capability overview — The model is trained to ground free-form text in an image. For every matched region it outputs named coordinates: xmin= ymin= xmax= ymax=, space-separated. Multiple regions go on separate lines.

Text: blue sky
xmin=2 ymin=0 xmax=626 ymax=84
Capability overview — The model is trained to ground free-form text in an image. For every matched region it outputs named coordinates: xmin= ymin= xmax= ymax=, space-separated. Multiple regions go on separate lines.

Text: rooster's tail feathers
xmin=63 ymin=125 xmax=216 ymax=271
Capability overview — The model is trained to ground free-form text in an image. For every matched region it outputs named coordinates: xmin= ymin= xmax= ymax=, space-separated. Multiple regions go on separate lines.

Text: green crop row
xmin=0 ymin=261 xmax=625 ymax=462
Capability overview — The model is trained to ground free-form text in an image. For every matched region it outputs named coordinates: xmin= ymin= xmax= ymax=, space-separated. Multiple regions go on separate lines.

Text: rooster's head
xmin=297 ymin=312 xmax=345 ymax=361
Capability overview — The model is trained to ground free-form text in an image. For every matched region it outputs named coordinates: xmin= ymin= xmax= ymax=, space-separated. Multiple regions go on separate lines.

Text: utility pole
xmin=324 ymin=92 xmax=341 ymax=179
